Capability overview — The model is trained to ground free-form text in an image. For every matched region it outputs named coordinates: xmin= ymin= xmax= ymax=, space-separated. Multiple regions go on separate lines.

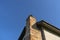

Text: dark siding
xmin=18 ymin=27 xmax=26 ymax=40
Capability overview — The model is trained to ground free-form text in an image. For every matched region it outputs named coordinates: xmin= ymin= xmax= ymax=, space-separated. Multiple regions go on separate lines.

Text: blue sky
xmin=0 ymin=0 xmax=60 ymax=40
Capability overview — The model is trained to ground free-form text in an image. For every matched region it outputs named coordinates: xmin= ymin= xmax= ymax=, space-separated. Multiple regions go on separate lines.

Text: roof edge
xmin=37 ymin=20 xmax=60 ymax=36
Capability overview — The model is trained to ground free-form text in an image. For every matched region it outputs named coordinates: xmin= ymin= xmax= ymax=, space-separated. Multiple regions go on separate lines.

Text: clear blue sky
xmin=0 ymin=0 xmax=60 ymax=40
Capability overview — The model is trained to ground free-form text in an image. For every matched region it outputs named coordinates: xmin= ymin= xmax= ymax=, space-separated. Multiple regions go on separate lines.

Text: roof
xmin=37 ymin=20 xmax=60 ymax=36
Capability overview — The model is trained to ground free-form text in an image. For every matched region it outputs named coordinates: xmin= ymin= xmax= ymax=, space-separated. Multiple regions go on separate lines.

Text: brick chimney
xmin=23 ymin=15 xmax=42 ymax=40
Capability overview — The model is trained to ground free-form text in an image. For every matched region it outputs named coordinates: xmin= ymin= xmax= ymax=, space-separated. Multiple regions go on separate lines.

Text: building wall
xmin=44 ymin=29 xmax=60 ymax=40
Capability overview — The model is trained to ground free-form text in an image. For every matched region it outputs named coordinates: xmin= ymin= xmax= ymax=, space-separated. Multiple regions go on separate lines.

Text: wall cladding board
xmin=44 ymin=29 xmax=60 ymax=40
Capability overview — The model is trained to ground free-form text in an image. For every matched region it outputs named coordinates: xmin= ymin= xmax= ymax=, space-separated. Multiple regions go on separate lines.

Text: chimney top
xmin=26 ymin=15 xmax=34 ymax=21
